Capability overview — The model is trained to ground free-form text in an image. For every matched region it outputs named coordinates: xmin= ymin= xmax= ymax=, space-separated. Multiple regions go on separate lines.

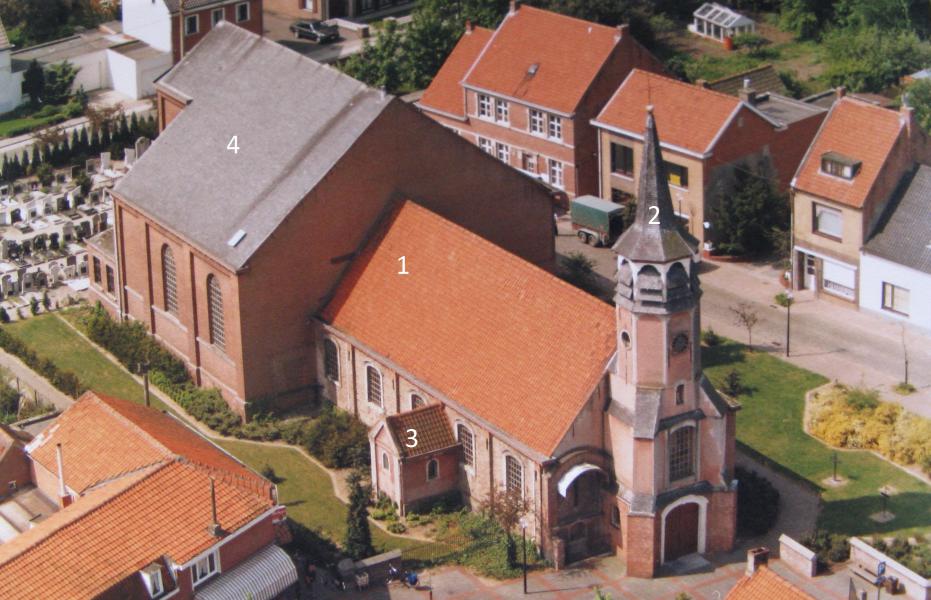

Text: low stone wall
xmin=779 ymin=534 xmax=817 ymax=578
xmin=850 ymin=537 xmax=930 ymax=600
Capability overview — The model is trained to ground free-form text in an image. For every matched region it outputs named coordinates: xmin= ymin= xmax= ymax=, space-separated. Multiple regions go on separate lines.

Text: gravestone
xmin=135 ymin=137 xmax=151 ymax=159
xmin=70 ymin=165 xmax=82 ymax=180
xmin=124 ymin=148 xmax=136 ymax=166
xmin=100 ymin=152 xmax=111 ymax=171
xmin=85 ymin=158 xmax=100 ymax=174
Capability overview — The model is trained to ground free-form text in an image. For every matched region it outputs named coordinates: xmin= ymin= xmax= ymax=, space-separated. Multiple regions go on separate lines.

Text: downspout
xmin=350 ymin=346 xmax=358 ymax=416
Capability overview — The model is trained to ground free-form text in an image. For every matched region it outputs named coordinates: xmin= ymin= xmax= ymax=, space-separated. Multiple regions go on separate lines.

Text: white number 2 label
xmin=227 ymin=135 xmax=240 ymax=154
xmin=398 ymin=256 xmax=409 ymax=275
xmin=648 ymin=206 xmax=660 ymax=225
xmin=405 ymin=428 xmax=418 ymax=448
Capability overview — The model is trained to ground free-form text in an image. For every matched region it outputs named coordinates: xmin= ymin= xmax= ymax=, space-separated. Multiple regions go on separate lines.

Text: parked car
xmin=290 ymin=20 xmax=340 ymax=42
xmin=570 ymin=195 xmax=625 ymax=246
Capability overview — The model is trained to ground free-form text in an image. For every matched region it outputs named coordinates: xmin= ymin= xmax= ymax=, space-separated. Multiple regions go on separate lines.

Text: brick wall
xmin=170 ymin=0 xmax=264 ymax=64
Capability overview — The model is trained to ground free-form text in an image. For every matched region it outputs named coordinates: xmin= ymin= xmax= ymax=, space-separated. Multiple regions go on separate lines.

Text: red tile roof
xmin=461 ymin=5 xmax=624 ymax=114
xmin=727 ymin=566 xmax=816 ymax=600
xmin=385 ymin=405 xmax=458 ymax=458
xmin=27 ymin=392 xmax=257 ymax=493
xmin=420 ymin=26 xmax=493 ymax=118
xmin=793 ymin=98 xmax=905 ymax=208
xmin=322 ymin=201 xmax=616 ymax=456
xmin=594 ymin=69 xmax=742 ymax=155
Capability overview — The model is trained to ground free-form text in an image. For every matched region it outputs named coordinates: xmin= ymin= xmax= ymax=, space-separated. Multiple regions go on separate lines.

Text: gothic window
xmin=382 ymin=452 xmax=389 ymax=470
xmin=675 ymin=384 xmax=685 ymax=405
xmin=669 ymin=426 xmax=696 ymax=481
xmin=367 ymin=365 xmax=382 ymax=406
xmin=505 ymin=455 xmax=523 ymax=497
xmin=324 ymin=339 xmax=339 ymax=382
xmin=427 ymin=458 xmax=439 ymax=480
xmin=207 ymin=275 xmax=224 ymax=350
xmin=411 ymin=394 xmax=426 ymax=409
xmin=457 ymin=424 xmax=474 ymax=467
xmin=162 ymin=245 xmax=178 ymax=315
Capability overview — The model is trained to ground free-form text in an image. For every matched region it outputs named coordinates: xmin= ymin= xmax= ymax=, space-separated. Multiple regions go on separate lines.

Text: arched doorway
xmin=664 ymin=503 xmax=699 ymax=562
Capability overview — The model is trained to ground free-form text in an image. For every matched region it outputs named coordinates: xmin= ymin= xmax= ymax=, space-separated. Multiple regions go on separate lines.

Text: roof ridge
xmin=516 ymin=4 xmax=620 ymax=36
xmin=709 ymin=63 xmax=775 ymax=83
xmin=633 ymin=68 xmax=740 ymax=104
xmin=91 ymin=393 xmax=177 ymax=458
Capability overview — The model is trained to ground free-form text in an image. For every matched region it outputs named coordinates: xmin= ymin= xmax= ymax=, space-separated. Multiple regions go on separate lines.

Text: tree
xmin=559 ymin=251 xmax=601 ymax=296
xmin=402 ymin=0 xmax=461 ymax=90
xmin=779 ymin=0 xmax=821 ymax=40
xmin=74 ymin=171 xmax=91 ymax=196
xmin=711 ymin=162 xmax=787 ymax=256
xmin=29 ymin=297 xmax=39 ymax=316
xmin=834 ymin=0 xmax=929 ymax=37
xmin=20 ymin=149 xmax=29 ymax=174
xmin=822 ymin=26 xmax=931 ymax=92
xmin=30 ymin=144 xmax=41 ymax=168
xmin=343 ymin=470 xmax=373 ymax=560
xmin=479 ymin=487 xmax=530 ymax=567
xmin=22 ymin=60 xmax=45 ymax=105
xmin=904 ymin=79 xmax=931 ymax=132
xmin=79 ymin=126 xmax=89 ymax=150
xmin=730 ymin=302 xmax=760 ymax=350
xmin=36 ymin=163 xmax=53 ymax=187
xmin=39 ymin=61 xmax=80 ymax=105
xmin=342 ymin=19 xmax=407 ymax=93
xmin=736 ymin=466 xmax=780 ymax=536
xmin=0 ymin=307 xmax=9 ymax=324
xmin=41 ymin=290 xmax=51 ymax=311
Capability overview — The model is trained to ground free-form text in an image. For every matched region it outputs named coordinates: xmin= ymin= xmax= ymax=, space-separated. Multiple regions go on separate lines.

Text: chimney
xmin=465 ymin=19 xmax=473 ymax=34
xmin=738 ymin=86 xmax=758 ymax=105
xmin=696 ymin=79 xmax=709 ymax=88
xmin=616 ymin=23 xmax=629 ymax=40
xmin=746 ymin=547 xmax=770 ymax=575
xmin=509 ymin=0 xmax=520 ymax=14
xmin=56 ymin=443 xmax=71 ymax=508
xmin=901 ymin=103 xmax=917 ymax=138
xmin=836 ymin=86 xmax=847 ymax=99
xmin=207 ymin=478 xmax=224 ymax=537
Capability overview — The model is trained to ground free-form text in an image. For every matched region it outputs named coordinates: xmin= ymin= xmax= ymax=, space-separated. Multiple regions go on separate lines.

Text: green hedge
xmin=0 ymin=326 xmax=85 ymax=397
xmin=736 ymin=466 xmax=780 ymax=536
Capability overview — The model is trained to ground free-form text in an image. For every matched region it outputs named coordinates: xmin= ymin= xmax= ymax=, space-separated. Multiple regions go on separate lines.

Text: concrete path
xmin=555 ymin=224 xmax=931 ymax=418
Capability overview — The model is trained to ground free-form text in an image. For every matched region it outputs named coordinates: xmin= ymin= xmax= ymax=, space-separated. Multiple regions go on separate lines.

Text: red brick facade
xmin=170 ymin=0 xmax=264 ymax=63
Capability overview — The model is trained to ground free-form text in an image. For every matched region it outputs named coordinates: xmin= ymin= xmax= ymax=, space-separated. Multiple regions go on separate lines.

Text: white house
xmin=859 ymin=165 xmax=931 ymax=331
xmin=0 ymin=19 xmax=23 ymax=113
xmin=689 ymin=3 xmax=755 ymax=43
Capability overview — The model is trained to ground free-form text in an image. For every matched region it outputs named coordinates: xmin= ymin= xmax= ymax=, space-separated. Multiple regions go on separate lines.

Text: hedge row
xmin=0 ymin=326 xmax=85 ymax=397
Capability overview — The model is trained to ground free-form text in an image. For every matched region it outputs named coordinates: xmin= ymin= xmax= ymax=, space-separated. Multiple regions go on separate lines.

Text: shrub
xmin=736 ymin=466 xmax=780 ymax=536
xmin=802 ymin=530 xmax=849 ymax=570
xmin=723 ymin=370 xmax=743 ymax=397
xmin=845 ymin=387 xmax=880 ymax=411
xmin=387 ymin=522 xmax=407 ymax=534
xmin=701 ymin=328 xmax=722 ymax=347
xmin=304 ymin=406 xmax=370 ymax=469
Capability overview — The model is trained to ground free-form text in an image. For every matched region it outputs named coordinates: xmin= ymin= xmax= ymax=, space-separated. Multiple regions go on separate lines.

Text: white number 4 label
xmin=227 ymin=135 xmax=240 ymax=154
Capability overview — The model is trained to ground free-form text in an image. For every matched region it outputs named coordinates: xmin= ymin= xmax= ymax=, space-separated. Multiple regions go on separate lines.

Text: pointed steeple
xmin=612 ymin=106 xmax=697 ymax=263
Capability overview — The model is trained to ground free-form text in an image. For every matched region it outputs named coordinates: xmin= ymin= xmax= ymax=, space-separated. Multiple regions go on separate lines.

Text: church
xmin=317 ymin=107 xmax=739 ymax=577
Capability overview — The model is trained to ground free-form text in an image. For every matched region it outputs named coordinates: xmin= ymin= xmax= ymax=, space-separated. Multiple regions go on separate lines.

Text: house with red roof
xmin=726 ymin=548 xmax=816 ymax=600
xmin=417 ymin=2 xmax=664 ymax=200
xmin=317 ymin=107 xmax=739 ymax=576
xmin=592 ymin=69 xmax=826 ymax=246
xmin=0 ymin=391 xmax=294 ymax=600
xmin=791 ymin=93 xmax=931 ymax=305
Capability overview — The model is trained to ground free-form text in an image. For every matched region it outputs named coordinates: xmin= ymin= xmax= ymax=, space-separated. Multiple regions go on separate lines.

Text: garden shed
xmin=690 ymin=3 xmax=755 ymax=43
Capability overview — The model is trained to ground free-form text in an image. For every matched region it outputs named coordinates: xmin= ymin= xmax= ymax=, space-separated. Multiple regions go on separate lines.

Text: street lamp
xmin=519 ymin=516 xmax=529 ymax=594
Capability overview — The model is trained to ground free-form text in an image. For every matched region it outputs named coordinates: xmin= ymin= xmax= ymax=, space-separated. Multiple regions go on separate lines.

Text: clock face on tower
xmin=671 ymin=333 xmax=689 ymax=354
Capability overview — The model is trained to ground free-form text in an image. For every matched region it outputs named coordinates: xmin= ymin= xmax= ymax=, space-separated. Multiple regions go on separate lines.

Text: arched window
xmin=324 ymin=339 xmax=339 ymax=382
xmin=366 ymin=366 xmax=382 ymax=406
xmin=505 ymin=455 xmax=523 ymax=497
xmin=382 ymin=452 xmax=389 ymax=470
xmin=675 ymin=384 xmax=685 ymax=405
xmin=669 ymin=426 xmax=696 ymax=481
xmin=427 ymin=458 xmax=439 ymax=480
xmin=206 ymin=275 xmax=224 ymax=350
xmin=162 ymin=245 xmax=178 ymax=314
xmin=411 ymin=394 xmax=426 ymax=409
xmin=457 ymin=424 xmax=474 ymax=467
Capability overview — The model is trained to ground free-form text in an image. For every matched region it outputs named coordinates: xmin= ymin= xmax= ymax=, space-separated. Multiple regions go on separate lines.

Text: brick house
xmin=122 ymin=0 xmax=264 ymax=64
xmin=87 ymin=23 xmax=556 ymax=416
xmin=317 ymin=108 xmax=738 ymax=576
xmin=592 ymin=70 xmax=826 ymax=246
xmin=0 ymin=392 xmax=294 ymax=599
xmin=791 ymin=94 xmax=931 ymax=304
xmin=417 ymin=2 xmax=664 ymax=201
xmin=263 ymin=0 xmax=413 ymax=21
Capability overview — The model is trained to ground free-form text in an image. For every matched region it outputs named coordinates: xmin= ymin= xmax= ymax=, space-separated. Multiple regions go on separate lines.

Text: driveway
xmin=264 ymin=9 xmax=368 ymax=63
xmin=555 ymin=222 xmax=931 ymax=418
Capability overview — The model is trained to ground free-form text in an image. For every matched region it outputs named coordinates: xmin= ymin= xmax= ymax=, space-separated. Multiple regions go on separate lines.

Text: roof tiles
xmin=726 ymin=567 xmax=815 ymax=600
xmin=323 ymin=201 xmax=616 ymax=456
xmin=420 ymin=26 xmax=493 ymax=118
xmin=386 ymin=405 xmax=457 ymax=458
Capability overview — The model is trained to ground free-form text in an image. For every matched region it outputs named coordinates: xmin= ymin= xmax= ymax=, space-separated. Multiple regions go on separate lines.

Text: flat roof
xmin=753 ymin=93 xmax=826 ymax=126
xmin=12 ymin=30 xmax=134 ymax=64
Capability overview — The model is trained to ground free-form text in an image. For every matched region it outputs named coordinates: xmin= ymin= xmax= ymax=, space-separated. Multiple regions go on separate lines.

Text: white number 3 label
xmin=648 ymin=205 xmax=660 ymax=225
xmin=405 ymin=428 xmax=418 ymax=448
xmin=227 ymin=135 xmax=240 ymax=154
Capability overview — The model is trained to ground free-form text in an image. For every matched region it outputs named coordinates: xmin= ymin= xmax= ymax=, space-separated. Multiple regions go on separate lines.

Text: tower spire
xmin=612 ymin=106 xmax=696 ymax=263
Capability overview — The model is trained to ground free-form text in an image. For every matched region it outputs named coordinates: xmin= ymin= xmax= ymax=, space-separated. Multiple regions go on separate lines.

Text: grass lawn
xmin=0 ymin=105 xmax=69 ymax=138
xmin=704 ymin=340 xmax=931 ymax=538
xmin=4 ymin=313 xmax=168 ymax=410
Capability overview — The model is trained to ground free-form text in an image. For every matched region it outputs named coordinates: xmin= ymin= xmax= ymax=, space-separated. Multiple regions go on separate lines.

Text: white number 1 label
xmin=398 ymin=256 xmax=409 ymax=275
xmin=227 ymin=135 xmax=240 ymax=154
xmin=648 ymin=206 xmax=660 ymax=225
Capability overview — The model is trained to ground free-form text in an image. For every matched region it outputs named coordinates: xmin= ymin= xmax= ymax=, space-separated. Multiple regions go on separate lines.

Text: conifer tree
xmin=343 ymin=471 xmax=373 ymax=560
xmin=31 ymin=144 xmax=40 ymax=167
xmin=20 ymin=150 xmax=29 ymax=174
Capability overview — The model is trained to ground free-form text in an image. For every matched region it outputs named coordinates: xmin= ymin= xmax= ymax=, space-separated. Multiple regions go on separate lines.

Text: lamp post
xmin=519 ymin=516 xmax=529 ymax=595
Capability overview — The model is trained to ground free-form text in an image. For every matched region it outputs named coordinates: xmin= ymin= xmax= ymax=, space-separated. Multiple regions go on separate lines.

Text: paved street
xmin=555 ymin=221 xmax=931 ymax=418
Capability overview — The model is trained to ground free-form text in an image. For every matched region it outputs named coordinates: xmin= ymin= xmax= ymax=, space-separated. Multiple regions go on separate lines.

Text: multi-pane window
xmin=211 ymin=8 xmax=224 ymax=26
xmin=411 ymin=394 xmax=426 ymax=409
xmin=457 ymin=424 xmax=474 ymax=467
xmin=324 ymin=339 xmax=339 ymax=382
xmin=813 ymin=203 xmax=842 ymax=239
xmin=92 ymin=257 xmax=101 ymax=284
xmin=236 ymin=1 xmax=249 ymax=22
xmin=185 ymin=14 xmax=198 ymax=35
xmin=529 ymin=109 xmax=545 ymax=134
xmin=548 ymin=115 xmax=562 ymax=140
xmin=366 ymin=365 xmax=382 ymax=406
xmin=882 ymin=282 xmax=910 ymax=315
xmin=821 ymin=154 xmax=860 ymax=179
xmin=478 ymin=137 xmax=493 ymax=154
xmin=478 ymin=94 xmax=493 ymax=118
xmin=207 ymin=275 xmax=225 ymax=350
xmin=548 ymin=159 xmax=564 ymax=188
xmin=669 ymin=426 xmax=695 ymax=481
xmin=427 ymin=458 xmax=439 ymax=480
xmin=105 ymin=266 xmax=115 ymax=293
xmin=521 ymin=153 xmax=536 ymax=173
xmin=192 ymin=551 xmax=218 ymax=585
xmin=505 ymin=455 xmax=522 ymax=497
xmin=162 ymin=245 xmax=178 ymax=315
xmin=496 ymin=142 xmax=510 ymax=164
xmin=495 ymin=98 xmax=509 ymax=123
xmin=611 ymin=143 xmax=634 ymax=176
xmin=665 ymin=161 xmax=689 ymax=188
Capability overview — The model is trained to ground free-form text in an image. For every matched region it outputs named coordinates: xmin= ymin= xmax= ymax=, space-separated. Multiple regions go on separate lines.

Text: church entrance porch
xmin=664 ymin=503 xmax=699 ymax=561
xmin=552 ymin=465 xmax=613 ymax=566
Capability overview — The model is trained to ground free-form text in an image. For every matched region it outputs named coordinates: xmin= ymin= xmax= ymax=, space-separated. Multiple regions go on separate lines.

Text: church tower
xmin=607 ymin=106 xmax=738 ymax=578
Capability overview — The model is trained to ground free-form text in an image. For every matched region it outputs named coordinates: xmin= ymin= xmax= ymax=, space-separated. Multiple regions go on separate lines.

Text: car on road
xmin=290 ymin=20 xmax=340 ymax=43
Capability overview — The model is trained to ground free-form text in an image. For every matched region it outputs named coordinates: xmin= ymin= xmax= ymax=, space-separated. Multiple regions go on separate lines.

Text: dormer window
xmin=821 ymin=152 xmax=860 ymax=180
xmin=140 ymin=563 xmax=164 ymax=598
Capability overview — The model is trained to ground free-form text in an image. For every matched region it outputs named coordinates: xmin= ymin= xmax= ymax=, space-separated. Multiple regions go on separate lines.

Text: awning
xmin=195 ymin=544 xmax=297 ymax=600
xmin=557 ymin=463 xmax=604 ymax=497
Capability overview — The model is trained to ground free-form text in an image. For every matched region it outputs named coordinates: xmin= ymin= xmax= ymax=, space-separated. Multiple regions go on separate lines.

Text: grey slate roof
xmin=709 ymin=64 xmax=786 ymax=97
xmin=864 ymin=165 xmax=931 ymax=275
xmin=115 ymin=22 xmax=392 ymax=270
xmin=612 ymin=108 xmax=698 ymax=262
